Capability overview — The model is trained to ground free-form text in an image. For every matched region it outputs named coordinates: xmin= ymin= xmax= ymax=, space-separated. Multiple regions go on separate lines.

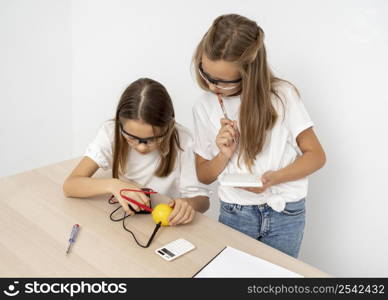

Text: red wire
xmin=109 ymin=188 xmax=156 ymax=213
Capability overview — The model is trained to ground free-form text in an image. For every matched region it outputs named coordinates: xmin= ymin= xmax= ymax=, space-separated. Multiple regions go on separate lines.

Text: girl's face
xmin=120 ymin=119 xmax=164 ymax=155
xmin=200 ymin=54 xmax=242 ymax=97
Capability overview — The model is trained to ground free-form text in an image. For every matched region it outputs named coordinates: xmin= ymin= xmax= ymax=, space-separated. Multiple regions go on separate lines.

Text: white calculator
xmin=155 ymin=238 xmax=196 ymax=261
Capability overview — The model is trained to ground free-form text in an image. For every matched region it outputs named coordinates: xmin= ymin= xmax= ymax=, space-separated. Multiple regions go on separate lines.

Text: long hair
xmin=112 ymin=78 xmax=181 ymax=178
xmin=193 ymin=14 xmax=297 ymax=171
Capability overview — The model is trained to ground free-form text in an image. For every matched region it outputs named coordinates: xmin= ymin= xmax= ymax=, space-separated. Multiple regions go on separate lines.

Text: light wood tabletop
xmin=0 ymin=158 xmax=329 ymax=277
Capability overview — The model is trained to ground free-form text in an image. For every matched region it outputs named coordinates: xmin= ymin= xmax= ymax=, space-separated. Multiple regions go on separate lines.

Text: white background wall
xmin=0 ymin=0 xmax=72 ymax=175
xmin=1 ymin=0 xmax=387 ymax=277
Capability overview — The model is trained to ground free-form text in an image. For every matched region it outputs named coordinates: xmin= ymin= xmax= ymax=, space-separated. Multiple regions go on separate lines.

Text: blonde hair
xmin=193 ymin=14 xmax=297 ymax=171
xmin=112 ymin=78 xmax=181 ymax=178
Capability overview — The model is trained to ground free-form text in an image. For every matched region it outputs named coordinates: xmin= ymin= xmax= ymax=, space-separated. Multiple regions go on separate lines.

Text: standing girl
xmin=192 ymin=14 xmax=326 ymax=257
xmin=64 ymin=78 xmax=209 ymax=226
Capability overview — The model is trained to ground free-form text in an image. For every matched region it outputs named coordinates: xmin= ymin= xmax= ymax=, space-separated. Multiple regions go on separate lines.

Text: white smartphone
xmin=155 ymin=238 xmax=196 ymax=261
xmin=219 ymin=173 xmax=263 ymax=187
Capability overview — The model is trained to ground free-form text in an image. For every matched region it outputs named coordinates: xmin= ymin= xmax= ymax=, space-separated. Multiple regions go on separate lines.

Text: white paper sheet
xmin=195 ymin=246 xmax=303 ymax=278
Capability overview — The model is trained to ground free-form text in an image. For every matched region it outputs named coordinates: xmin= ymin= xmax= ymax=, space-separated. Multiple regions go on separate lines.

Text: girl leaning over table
xmin=64 ymin=78 xmax=209 ymax=226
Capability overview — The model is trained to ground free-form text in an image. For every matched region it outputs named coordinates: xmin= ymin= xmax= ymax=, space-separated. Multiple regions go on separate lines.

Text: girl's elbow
xmin=318 ymin=150 xmax=327 ymax=169
xmin=62 ymin=183 xmax=70 ymax=197
xmin=195 ymin=196 xmax=210 ymax=214
xmin=198 ymin=176 xmax=214 ymax=185
xmin=62 ymin=179 xmax=73 ymax=198
xmin=202 ymin=197 xmax=210 ymax=212
xmin=196 ymin=163 xmax=215 ymax=185
xmin=198 ymin=177 xmax=207 ymax=184
xmin=196 ymin=171 xmax=211 ymax=185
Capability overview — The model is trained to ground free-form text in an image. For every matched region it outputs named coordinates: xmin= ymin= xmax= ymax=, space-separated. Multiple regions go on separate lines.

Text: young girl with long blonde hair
xmin=192 ymin=14 xmax=326 ymax=257
xmin=64 ymin=78 xmax=209 ymax=227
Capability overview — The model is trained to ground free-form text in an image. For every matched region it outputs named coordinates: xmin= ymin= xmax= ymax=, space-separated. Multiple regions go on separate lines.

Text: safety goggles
xmin=198 ymin=63 xmax=242 ymax=90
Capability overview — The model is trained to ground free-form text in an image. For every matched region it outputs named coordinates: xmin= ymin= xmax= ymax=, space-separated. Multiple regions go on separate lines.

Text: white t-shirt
xmin=192 ymin=82 xmax=314 ymax=212
xmin=85 ymin=120 xmax=209 ymax=199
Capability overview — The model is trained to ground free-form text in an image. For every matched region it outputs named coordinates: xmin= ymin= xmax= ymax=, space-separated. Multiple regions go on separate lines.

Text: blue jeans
xmin=218 ymin=199 xmax=306 ymax=258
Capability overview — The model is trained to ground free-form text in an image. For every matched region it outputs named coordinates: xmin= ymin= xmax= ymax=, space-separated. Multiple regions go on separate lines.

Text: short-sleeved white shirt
xmin=192 ymin=82 xmax=314 ymax=212
xmin=85 ymin=120 xmax=210 ymax=199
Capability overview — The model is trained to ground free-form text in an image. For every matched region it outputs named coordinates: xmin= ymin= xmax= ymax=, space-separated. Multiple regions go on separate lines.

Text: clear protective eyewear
xmin=120 ymin=123 xmax=167 ymax=147
xmin=198 ymin=63 xmax=242 ymax=91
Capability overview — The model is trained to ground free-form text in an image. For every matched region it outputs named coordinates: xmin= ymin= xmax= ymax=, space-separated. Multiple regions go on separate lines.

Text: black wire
xmin=109 ymin=205 xmax=131 ymax=222
xmin=109 ymin=202 xmax=161 ymax=248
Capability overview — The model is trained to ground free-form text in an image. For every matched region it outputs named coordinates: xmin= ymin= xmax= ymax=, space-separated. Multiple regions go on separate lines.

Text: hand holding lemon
xmin=152 ymin=199 xmax=195 ymax=226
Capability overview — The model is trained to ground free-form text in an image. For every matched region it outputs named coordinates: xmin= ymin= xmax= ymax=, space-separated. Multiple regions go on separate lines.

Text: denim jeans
xmin=218 ymin=199 xmax=306 ymax=258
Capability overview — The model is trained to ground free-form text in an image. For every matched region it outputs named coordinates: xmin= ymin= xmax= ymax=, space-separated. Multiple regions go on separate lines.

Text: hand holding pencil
xmin=216 ymin=94 xmax=239 ymax=159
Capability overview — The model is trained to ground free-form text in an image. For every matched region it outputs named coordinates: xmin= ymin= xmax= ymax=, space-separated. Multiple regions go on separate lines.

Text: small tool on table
xmin=66 ymin=224 xmax=80 ymax=254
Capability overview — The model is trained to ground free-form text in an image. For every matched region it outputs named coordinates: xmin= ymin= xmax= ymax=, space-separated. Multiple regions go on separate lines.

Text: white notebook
xmin=194 ymin=246 xmax=303 ymax=278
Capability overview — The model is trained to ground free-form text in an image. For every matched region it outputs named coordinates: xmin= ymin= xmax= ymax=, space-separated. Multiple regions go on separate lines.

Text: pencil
xmin=217 ymin=94 xmax=237 ymax=144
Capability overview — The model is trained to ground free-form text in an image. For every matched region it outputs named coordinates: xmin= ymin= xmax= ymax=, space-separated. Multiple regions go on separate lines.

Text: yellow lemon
xmin=152 ymin=204 xmax=173 ymax=226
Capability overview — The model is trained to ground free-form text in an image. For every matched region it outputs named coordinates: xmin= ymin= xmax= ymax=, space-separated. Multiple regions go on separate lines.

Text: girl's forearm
xmin=196 ymin=152 xmax=230 ymax=184
xmin=63 ymin=177 xmax=119 ymax=198
xmin=64 ymin=177 xmax=141 ymax=198
xmin=275 ymin=150 xmax=326 ymax=185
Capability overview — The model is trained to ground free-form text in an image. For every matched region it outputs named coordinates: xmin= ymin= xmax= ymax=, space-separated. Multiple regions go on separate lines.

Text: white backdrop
xmin=1 ymin=0 xmax=387 ymax=276
xmin=0 ymin=0 xmax=72 ymax=175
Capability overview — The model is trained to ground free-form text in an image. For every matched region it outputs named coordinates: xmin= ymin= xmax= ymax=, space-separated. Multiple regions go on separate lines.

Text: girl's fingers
xmin=216 ymin=137 xmax=227 ymax=144
xmin=220 ymin=118 xmax=231 ymax=126
xmin=219 ymin=127 xmax=239 ymax=145
xmin=170 ymin=206 xmax=185 ymax=225
xmin=220 ymin=118 xmax=238 ymax=128
xmin=168 ymin=200 xmax=182 ymax=222
xmin=121 ymin=202 xmax=130 ymax=213
xmin=130 ymin=192 xmax=147 ymax=206
xmin=218 ymin=133 xmax=235 ymax=145
xmin=120 ymin=200 xmax=135 ymax=214
xmin=128 ymin=202 xmax=140 ymax=212
xmin=217 ymin=137 xmax=231 ymax=147
xmin=231 ymin=121 xmax=240 ymax=137
xmin=121 ymin=197 xmax=140 ymax=211
xmin=183 ymin=209 xmax=195 ymax=224
xmin=122 ymin=191 xmax=148 ymax=211
xmin=137 ymin=192 xmax=151 ymax=207
xmin=221 ymin=128 xmax=236 ymax=140
xmin=220 ymin=118 xmax=238 ymax=135
xmin=220 ymin=131 xmax=233 ymax=141
xmin=189 ymin=209 xmax=195 ymax=223
xmin=220 ymin=124 xmax=236 ymax=137
xmin=225 ymin=124 xmax=237 ymax=136
xmin=175 ymin=206 xmax=192 ymax=225
xmin=169 ymin=201 xmax=188 ymax=225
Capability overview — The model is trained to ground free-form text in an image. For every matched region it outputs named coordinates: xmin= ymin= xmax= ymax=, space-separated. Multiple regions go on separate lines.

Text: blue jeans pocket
xmin=220 ymin=201 xmax=239 ymax=214
xmin=281 ymin=199 xmax=306 ymax=216
xmin=219 ymin=201 xmax=260 ymax=239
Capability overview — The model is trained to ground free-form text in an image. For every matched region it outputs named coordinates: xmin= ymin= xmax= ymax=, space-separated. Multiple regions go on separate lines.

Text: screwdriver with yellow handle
xmin=66 ymin=224 xmax=80 ymax=254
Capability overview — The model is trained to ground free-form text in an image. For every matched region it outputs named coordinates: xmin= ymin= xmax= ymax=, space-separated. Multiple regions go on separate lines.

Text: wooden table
xmin=0 ymin=158 xmax=329 ymax=277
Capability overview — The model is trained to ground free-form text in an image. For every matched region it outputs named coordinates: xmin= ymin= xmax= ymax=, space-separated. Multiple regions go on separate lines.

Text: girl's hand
xmin=168 ymin=199 xmax=195 ymax=226
xmin=216 ymin=118 xmax=239 ymax=159
xmin=108 ymin=179 xmax=151 ymax=214
xmin=237 ymin=171 xmax=279 ymax=194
